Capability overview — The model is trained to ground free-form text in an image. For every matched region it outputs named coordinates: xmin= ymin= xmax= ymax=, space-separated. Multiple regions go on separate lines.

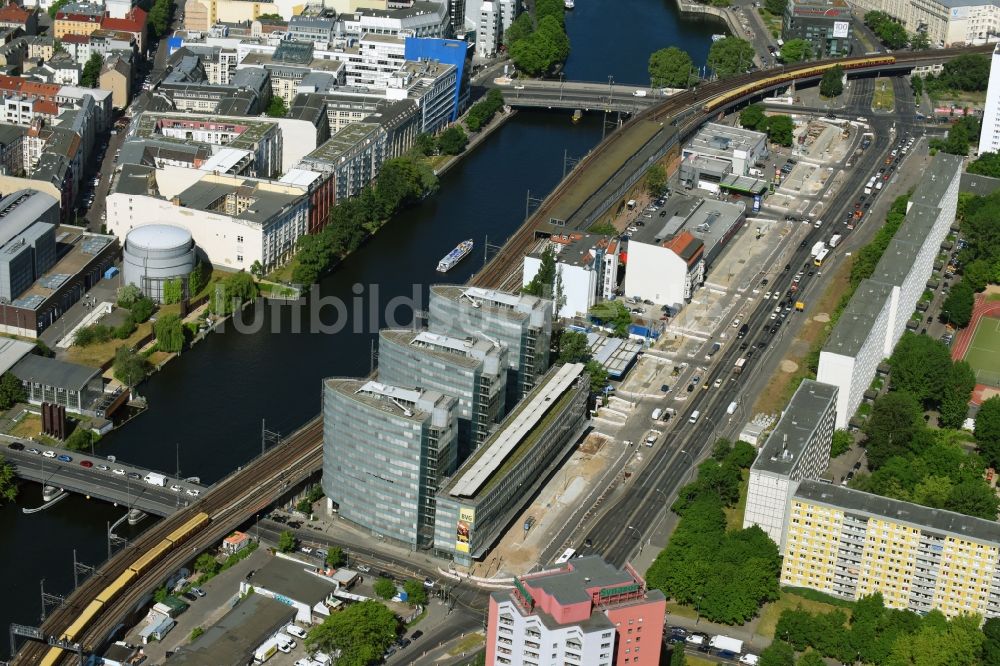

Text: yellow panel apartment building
xmin=782 ymin=481 xmax=1000 ymax=619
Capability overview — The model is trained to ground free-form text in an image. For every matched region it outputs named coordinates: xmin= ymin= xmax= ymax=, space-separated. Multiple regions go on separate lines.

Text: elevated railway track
xmin=15 ymin=44 xmax=989 ymax=666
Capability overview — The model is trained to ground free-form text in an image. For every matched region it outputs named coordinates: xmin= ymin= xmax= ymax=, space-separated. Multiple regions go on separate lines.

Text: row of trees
xmin=976 ymin=397 xmax=1000 ymax=470
xmin=931 ymin=115 xmax=980 ymax=156
xmin=772 ymin=593 xmax=988 ymax=666
xmin=955 ymin=189 xmax=1000 ymax=291
xmin=739 ymin=104 xmax=794 ymax=146
xmin=646 ymin=440 xmax=780 ymax=625
xmin=887 ymin=332 xmax=975 ymax=429
xmin=849 ymin=194 xmax=909 ymax=290
xmin=293 ymin=156 xmax=438 ymax=284
xmin=506 ymin=0 xmax=569 ymax=77
xmin=921 ymin=54 xmax=992 ymax=95
xmin=863 ymin=11 xmax=926 ymax=50
xmin=707 ymin=37 xmax=756 ymax=80
xmin=465 ymin=89 xmax=505 ymax=133
xmin=0 ymin=372 xmax=25 ymax=410
xmin=373 ymin=577 xmax=427 ymax=605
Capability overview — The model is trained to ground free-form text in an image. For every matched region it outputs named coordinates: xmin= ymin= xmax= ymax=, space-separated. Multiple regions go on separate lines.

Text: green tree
xmin=941 ymin=282 xmax=974 ymax=328
xmin=413 ymin=132 xmax=436 ymax=156
xmin=48 ymin=0 xmax=71 ymax=19
xmin=162 ymin=278 xmax=182 ymax=305
xmin=113 ymin=346 xmax=149 ymax=386
xmin=130 ymin=296 xmax=155 ymax=323
xmin=707 ymin=37 xmax=755 ymax=79
xmin=117 ymin=283 xmax=142 ymax=307
xmin=436 ymin=126 xmax=468 ymax=155
xmin=266 ymin=96 xmax=287 ymax=118
xmin=670 ymin=645 xmax=687 ymax=666
xmin=938 ymin=53 xmax=991 ymax=91
xmin=558 ymin=330 xmax=591 ymax=363
xmin=779 ymin=38 xmax=812 ymax=63
xmin=189 ymin=263 xmax=207 ymax=296
xmin=194 ymin=552 xmax=220 ymax=575
xmin=983 ymin=617 xmax=1000 ymax=666
xmin=154 ymin=313 xmax=185 ymax=353
xmin=820 ymin=66 xmax=844 ymax=98
xmin=764 ymin=0 xmax=786 ymax=14
xmin=509 ymin=15 xmax=570 ymax=76
xmin=977 ymin=397 xmax=1000 ymax=467
xmin=588 ymin=221 xmax=617 ymax=236
xmin=305 ymin=600 xmax=398 ymax=666
xmin=831 ymin=430 xmax=853 ymax=458
xmin=645 ymin=164 xmax=667 ymax=196
xmin=505 ymin=12 xmax=534 ymax=47
xmin=211 ymin=272 xmax=258 ymax=315
xmin=888 ymin=612 xmax=984 ymax=666
xmin=277 ymin=530 xmax=297 ymax=553
xmin=523 ymin=246 xmax=556 ymax=298
xmin=402 ymin=579 xmax=427 ymax=605
xmin=797 ymin=651 xmax=826 ymax=666
xmin=946 ymin=479 xmax=1000 ymax=519
xmin=0 ymin=457 xmax=17 ymax=502
xmin=888 ymin=332 xmax=955 ymax=405
xmin=325 ymin=546 xmax=345 ymax=568
xmin=0 ymin=372 xmax=25 ymax=410
xmin=740 ymin=103 xmax=767 ymax=131
xmin=863 ymin=392 xmax=924 ymax=469
xmin=465 ymin=88 xmax=505 ymax=133
xmin=585 ymin=359 xmax=609 ymax=395
xmin=373 ymin=577 xmax=396 ymax=600
xmin=153 ymin=585 xmax=168 ymax=603
xmin=765 ymin=115 xmax=795 ymax=146
xmin=711 ymin=437 xmax=733 ymax=462
xmin=759 ymin=640 xmax=795 ymax=666
xmin=589 ymin=301 xmax=632 ymax=337
xmin=250 ymin=260 xmax=264 ymax=279
xmin=82 ymin=52 xmax=102 ymax=88
xmin=190 ymin=626 xmax=204 ymax=641
xmin=648 ymin=46 xmax=694 ymax=88
xmin=65 ymin=427 xmax=95 ymax=452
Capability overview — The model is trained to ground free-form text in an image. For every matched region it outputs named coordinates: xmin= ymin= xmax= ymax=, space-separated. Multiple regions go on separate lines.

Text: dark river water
xmin=0 ymin=0 xmax=724 ymax=654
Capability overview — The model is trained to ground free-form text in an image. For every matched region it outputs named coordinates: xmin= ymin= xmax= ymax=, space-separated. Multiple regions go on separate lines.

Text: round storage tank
xmin=123 ymin=224 xmax=197 ymax=302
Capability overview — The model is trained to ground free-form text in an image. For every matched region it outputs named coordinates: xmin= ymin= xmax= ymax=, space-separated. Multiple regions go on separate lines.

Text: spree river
xmin=0 ymin=1 xmax=724 ymax=653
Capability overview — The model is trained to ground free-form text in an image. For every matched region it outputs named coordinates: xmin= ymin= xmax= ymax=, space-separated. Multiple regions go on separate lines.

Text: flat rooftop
xmin=687 ymin=122 xmax=766 ymax=157
xmin=175 ymin=179 xmax=301 ymax=226
xmin=752 ymin=379 xmax=837 ymax=476
xmin=380 ymin=329 xmax=498 ymax=369
xmin=168 ymin=594 xmax=295 ymax=666
xmin=446 ymin=363 xmax=584 ymax=498
xmin=795 ymin=479 xmax=1000 ymax=546
xmin=16 ymin=229 xmax=115 ymax=307
xmin=249 ymin=556 xmax=337 ymax=606
xmin=431 ymin=285 xmax=550 ymax=321
xmin=823 ymin=279 xmax=893 ymax=358
xmin=630 ymin=192 xmax=744 ymax=261
xmin=530 ymin=232 xmax=617 ymax=268
xmin=303 ymin=122 xmax=380 ymax=164
xmin=909 ymin=153 xmax=962 ymax=209
xmin=521 ymin=556 xmax=641 ymax=606
xmin=325 ymin=377 xmax=437 ymax=423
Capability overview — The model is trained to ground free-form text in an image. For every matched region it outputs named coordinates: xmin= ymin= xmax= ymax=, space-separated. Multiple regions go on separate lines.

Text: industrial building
xmin=679 ymin=123 xmax=768 ymax=193
xmin=122 ymin=224 xmax=198 ymax=303
xmin=433 ymin=363 xmax=589 ymax=565
xmin=0 ymin=190 xmax=58 ymax=303
xmin=322 ymin=378 xmax=458 ymax=548
xmin=378 ymin=329 xmax=508 ymax=460
xmin=623 ymin=194 xmax=745 ymax=309
xmin=782 ymin=0 xmax=853 ymax=59
xmin=12 ymin=354 xmax=103 ymax=413
xmin=781 ymin=480 xmax=1000 ymax=618
xmin=818 ymin=154 xmax=961 ymax=427
xmin=486 ymin=556 xmax=665 ymax=666
xmin=237 ymin=556 xmax=339 ymax=624
xmin=428 ymin=285 xmax=553 ymax=410
xmin=743 ymin=379 xmax=838 ymax=546
xmin=522 ymin=233 xmax=620 ymax=319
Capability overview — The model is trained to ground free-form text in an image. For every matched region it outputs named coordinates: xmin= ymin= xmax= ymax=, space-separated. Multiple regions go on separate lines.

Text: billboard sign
xmin=456 ymin=507 xmax=474 ymax=553
xmin=833 ymin=21 xmax=849 ymax=38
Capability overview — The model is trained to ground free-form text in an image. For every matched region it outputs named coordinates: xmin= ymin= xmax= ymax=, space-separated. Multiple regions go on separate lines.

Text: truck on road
xmin=709 ymin=635 xmax=744 ymax=654
xmin=733 ymin=358 xmax=747 ymax=375
xmin=810 ymin=241 xmax=825 ymax=258
xmin=829 ymin=234 xmax=842 ymax=248
xmin=144 ymin=472 xmax=167 ymax=487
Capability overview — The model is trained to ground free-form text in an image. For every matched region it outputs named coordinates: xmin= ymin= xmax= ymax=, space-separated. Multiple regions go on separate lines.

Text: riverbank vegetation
xmin=506 ymin=0 xmax=569 ymax=76
xmin=707 ymin=37 xmax=755 ymax=79
xmin=465 ymin=89 xmax=505 ymax=133
xmin=648 ymin=47 xmax=694 ymax=88
xmin=291 ymin=156 xmax=438 ymax=284
xmin=0 ymin=458 xmax=16 ymax=502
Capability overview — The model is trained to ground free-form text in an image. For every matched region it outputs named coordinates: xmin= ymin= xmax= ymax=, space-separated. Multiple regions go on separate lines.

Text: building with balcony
xmin=487 ymin=556 xmax=665 ymax=666
xmin=322 ymin=378 xmax=458 ymax=548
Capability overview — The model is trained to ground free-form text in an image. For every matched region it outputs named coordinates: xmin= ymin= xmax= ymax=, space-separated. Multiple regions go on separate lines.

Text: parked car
xmin=181 ymin=591 xmax=197 ymax=602
xmin=57 ymin=454 xmax=72 ymax=463
xmin=286 ymin=625 xmax=307 ymax=639
xmin=80 ymin=460 xmax=93 ymax=468
xmin=43 ymin=450 xmax=56 ymax=458
xmin=7 ymin=442 xmax=23 ymax=450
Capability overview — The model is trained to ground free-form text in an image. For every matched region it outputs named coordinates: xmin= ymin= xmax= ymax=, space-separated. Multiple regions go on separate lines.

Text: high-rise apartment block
xmin=743 ymin=379 xmax=837 ymax=547
xmin=487 ymin=556 xmax=665 ymax=666
xmin=377 ymin=329 xmax=508 ymax=459
xmin=782 ymin=481 xmax=1000 ymax=619
xmin=980 ymin=44 xmax=1000 ymax=156
xmin=322 ymin=379 xmax=457 ymax=547
xmin=428 ymin=285 xmax=553 ymax=410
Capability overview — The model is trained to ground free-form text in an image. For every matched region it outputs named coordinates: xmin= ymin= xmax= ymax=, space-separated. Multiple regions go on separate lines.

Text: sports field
xmin=964 ymin=315 xmax=1000 ymax=388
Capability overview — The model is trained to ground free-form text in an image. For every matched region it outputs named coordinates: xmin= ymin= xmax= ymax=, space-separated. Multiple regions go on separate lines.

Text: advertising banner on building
xmin=456 ymin=507 xmax=474 ymax=553
xmin=833 ymin=21 xmax=849 ymax=38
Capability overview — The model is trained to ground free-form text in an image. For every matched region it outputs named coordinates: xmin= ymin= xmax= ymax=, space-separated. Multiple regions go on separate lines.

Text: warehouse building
xmin=782 ymin=481 xmax=1000 ymax=618
xmin=0 ymin=190 xmax=59 ymax=303
xmin=12 ymin=354 xmax=103 ymax=413
xmin=433 ymin=363 xmax=589 ymax=565
xmin=428 ymin=285 xmax=553 ymax=410
xmin=378 ymin=329 xmax=508 ymax=460
xmin=238 ymin=556 xmax=338 ymax=624
xmin=743 ymin=379 xmax=838 ymax=547
xmin=322 ymin=378 xmax=458 ymax=548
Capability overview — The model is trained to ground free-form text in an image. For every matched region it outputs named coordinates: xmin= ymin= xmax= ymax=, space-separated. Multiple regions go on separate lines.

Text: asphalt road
xmin=557 ymin=78 xmax=916 ymax=568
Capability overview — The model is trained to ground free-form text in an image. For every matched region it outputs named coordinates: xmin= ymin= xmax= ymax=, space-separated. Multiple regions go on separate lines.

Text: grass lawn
xmin=724 ymin=469 xmax=750 ymax=531
xmin=448 ymin=632 xmax=484 ymax=656
xmin=10 ymin=412 xmax=42 ymax=440
xmin=64 ymin=321 xmax=154 ymax=368
xmin=757 ymin=8 xmax=782 ymax=38
xmin=929 ymin=89 xmax=986 ymax=106
xmin=757 ymin=591 xmax=852 ymax=637
xmin=265 ymin=262 xmax=295 ymax=284
xmin=754 ymin=258 xmax=851 ymax=415
xmin=964 ymin=315 xmax=1000 ymax=387
xmin=666 ymin=601 xmax=700 ymax=620
xmin=872 ymin=80 xmax=895 ymax=111
xmin=988 ymin=293 xmax=1000 ymax=302
xmin=685 ymin=656 xmax=719 ymax=666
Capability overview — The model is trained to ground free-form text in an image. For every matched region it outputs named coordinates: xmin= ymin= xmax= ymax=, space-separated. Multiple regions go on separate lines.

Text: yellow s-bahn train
xmin=702 ymin=55 xmax=897 ymax=113
xmin=39 ymin=512 xmax=210 ymax=666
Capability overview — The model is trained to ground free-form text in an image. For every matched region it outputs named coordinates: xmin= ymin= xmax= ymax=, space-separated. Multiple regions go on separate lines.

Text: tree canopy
xmin=648 ymin=47 xmax=694 ymax=88
xmin=558 ymin=330 xmax=591 ymax=364
xmin=81 ymin=53 xmax=102 ymax=88
xmin=373 ymin=577 xmax=396 ymax=600
xmin=113 ymin=346 xmax=149 ymax=386
xmin=266 ymin=96 xmax=288 ymax=118
xmin=862 ymin=391 xmax=925 ymax=469
xmin=0 ymin=457 xmax=18 ymax=502
xmin=0 ymin=372 xmax=25 ymax=410
xmin=437 ymin=126 xmax=468 ymax=155
xmin=154 ymin=313 xmax=185 ymax=353
xmin=645 ymin=164 xmax=667 ymax=196
xmin=402 ymin=579 xmax=427 ymax=606
xmin=305 ymin=600 xmax=398 ymax=666
xmin=740 ymin=103 xmax=766 ymax=131
xmin=509 ymin=9 xmax=570 ymax=77
xmin=707 ymin=37 xmax=755 ymax=79
xmin=976 ymin=397 xmax=1000 ymax=468
xmin=941 ymin=282 xmax=974 ymax=328
xmin=864 ymin=11 xmax=910 ymax=49
xmin=588 ymin=301 xmax=632 ymax=337
xmin=765 ymin=115 xmax=794 ymax=146
xmin=820 ymin=66 xmax=844 ymax=98
xmin=523 ymin=246 xmax=557 ymax=299
xmin=465 ymin=89 xmax=504 ymax=133
xmin=779 ymin=38 xmax=811 ymax=63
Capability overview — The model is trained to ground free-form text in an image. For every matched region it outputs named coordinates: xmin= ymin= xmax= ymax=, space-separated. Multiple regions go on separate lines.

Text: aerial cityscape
xmin=0 ymin=0 xmax=999 ymax=664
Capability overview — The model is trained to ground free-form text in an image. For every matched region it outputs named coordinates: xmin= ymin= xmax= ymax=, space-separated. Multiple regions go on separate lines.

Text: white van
xmin=689 ymin=410 xmax=700 ymax=424
xmin=651 ymin=408 xmax=663 ymax=420
xmin=726 ymin=401 xmax=738 ymax=415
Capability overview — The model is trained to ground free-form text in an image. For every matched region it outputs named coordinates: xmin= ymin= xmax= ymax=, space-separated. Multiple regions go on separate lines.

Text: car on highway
xmin=80 ymin=460 xmax=92 ymax=468
xmin=424 ymin=577 xmax=435 ymax=588
xmin=112 ymin=468 xmax=125 ymax=475
xmin=96 ymin=464 xmax=109 ymax=471
xmin=127 ymin=472 xmax=141 ymax=480
xmin=713 ymin=378 xmax=722 ymax=388
xmin=27 ymin=447 xmax=39 ymax=455
xmin=43 ymin=450 xmax=56 ymax=458
xmin=186 ymin=488 xmax=200 ymax=497
xmin=57 ymin=454 xmax=72 ymax=463
xmin=8 ymin=442 xmax=23 ymax=450
xmin=170 ymin=484 xmax=183 ymax=492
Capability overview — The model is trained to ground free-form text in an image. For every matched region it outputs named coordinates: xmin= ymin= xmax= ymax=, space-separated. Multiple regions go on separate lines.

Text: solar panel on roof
xmin=13 ymin=295 xmax=43 ymax=308
xmin=38 ymin=274 xmax=70 ymax=289
xmin=81 ymin=237 xmax=110 ymax=255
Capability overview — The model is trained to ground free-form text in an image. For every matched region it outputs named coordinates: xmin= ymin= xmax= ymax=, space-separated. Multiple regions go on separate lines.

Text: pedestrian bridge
xmin=2 ymin=437 xmax=206 ymax=516
xmin=493 ymin=79 xmax=667 ymax=113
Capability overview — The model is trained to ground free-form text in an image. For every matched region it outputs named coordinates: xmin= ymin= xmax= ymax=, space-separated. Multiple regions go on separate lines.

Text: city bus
xmin=555 ymin=548 xmax=576 ymax=564
xmin=814 ymin=248 xmax=830 ymax=267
